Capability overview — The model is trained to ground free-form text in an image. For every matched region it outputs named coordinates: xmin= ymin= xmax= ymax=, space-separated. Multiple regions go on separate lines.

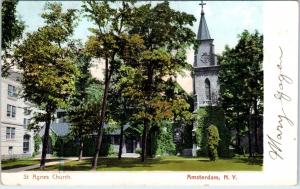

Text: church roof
xmin=197 ymin=11 xmax=212 ymax=40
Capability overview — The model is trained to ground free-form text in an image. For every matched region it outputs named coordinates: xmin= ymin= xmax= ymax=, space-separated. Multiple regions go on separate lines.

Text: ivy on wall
xmin=195 ymin=106 xmax=231 ymax=158
xmin=150 ymin=121 xmax=176 ymax=156
xmin=33 ymin=134 xmax=42 ymax=153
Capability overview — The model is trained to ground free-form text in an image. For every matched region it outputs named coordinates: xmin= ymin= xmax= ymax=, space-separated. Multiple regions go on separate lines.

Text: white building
xmin=1 ymin=71 xmax=34 ymax=159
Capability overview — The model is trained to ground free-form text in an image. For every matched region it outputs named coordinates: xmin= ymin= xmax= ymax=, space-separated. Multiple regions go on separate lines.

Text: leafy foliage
xmin=219 ymin=30 xmax=263 ymax=156
xmin=1 ymin=0 xmax=25 ymax=49
xmin=67 ymin=45 xmax=103 ymax=149
xmin=207 ymin=124 xmax=220 ymax=161
xmin=1 ymin=0 xmax=25 ymax=75
xmin=14 ymin=2 xmax=79 ymax=112
xmin=195 ymin=107 xmax=230 ymax=157
xmin=13 ymin=2 xmax=79 ymax=168
xmin=150 ymin=121 xmax=176 ymax=156
xmin=53 ymin=136 xmax=113 ymax=157
xmin=82 ymin=0 xmax=141 ymax=168
xmin=33 ymin=134 xmax=42 ymax=153
xmin=114 ymin=1 xmax=198 ymax=162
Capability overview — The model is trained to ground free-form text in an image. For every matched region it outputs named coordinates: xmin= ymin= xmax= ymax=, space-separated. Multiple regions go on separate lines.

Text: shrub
xmin=135 ymin=148 xmax=142 ymax=155
xmin=195 ymin=107 xmax=230 ymax=158
xmin=150 ymin=122 xmax=176 ymax=157
xmin=207 ymin=124 xmax=220 ymax=161
xmin=107 ymin=144 xmax=116 ymax=156
xmin=33 ymin=134 xmax=42 ymax=153
xmin=32 ymin=151 xmax=39 ymax=157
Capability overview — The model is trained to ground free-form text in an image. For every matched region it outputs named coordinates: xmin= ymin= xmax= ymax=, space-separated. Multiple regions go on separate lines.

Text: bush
xmin=54 ymin=135 xmax=112 ymax=157
xmin=135 ymin=148 xmax=142 ymax=155
xmin=150 ymin=121 xmax=176 ymax=157
xmin=107 ymin=144 xmax=116 ymax=156
xmin=207 ymin=124 xmax=220 ymax=161
xmin=33 ymin=134 xmax=42 ymax=153
xmin=32 ymin=151 xmax=40 ymax=157
xmin=195 ymin=107 xmax=231 ymax=158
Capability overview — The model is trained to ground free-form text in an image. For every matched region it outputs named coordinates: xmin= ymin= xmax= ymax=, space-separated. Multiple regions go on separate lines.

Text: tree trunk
xmin=236 ymin=112 xmax=241 ymax=154
xmin=141 ymin=120 xmax=148 ymax=162
xmin=78 ymin=136 xmax=84 ymax=161
xmin=253 ymin=99 xmax=259 ymax=155
xmin=92 ymin=58 xmax=113 ymax=170
xmin=118 ymin=124 xmax=124 ymax=159
xmin=40 ymin=112 xmax=51 ymax=170
xmin=141 ymin=64 xmax=153 ymax=162
xmin=236 ymin=126 xmax=241 ymax=153
xmin=148 ymin=130 xmax=152 ymax=157
xmin=247 ymin=112 xmax=253 ymax=157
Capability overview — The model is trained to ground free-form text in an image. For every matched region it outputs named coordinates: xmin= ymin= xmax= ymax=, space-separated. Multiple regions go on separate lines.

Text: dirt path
xmin=2 ymin=157 xmax=87 ymax=172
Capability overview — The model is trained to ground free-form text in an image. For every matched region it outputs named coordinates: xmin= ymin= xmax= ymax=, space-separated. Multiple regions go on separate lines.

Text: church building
xmin=193 ymin=2 xmax=219 ymax=110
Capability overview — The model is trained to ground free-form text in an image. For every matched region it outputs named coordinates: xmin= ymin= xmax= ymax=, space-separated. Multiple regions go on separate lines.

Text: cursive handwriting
xmin=268 ymin=46 xmax=294 ymax=160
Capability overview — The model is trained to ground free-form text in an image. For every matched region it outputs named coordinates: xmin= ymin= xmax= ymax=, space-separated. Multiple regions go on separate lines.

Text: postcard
xmin=0 ymin=0 xmax=298 ymax=186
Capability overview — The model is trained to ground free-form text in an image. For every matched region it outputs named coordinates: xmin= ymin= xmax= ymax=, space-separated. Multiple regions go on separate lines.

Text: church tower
xmin=193 ymin=1 xmax=219 ymax=111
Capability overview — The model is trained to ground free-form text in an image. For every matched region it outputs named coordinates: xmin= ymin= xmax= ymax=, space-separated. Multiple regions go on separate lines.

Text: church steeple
xmin=193 ymin=0 xmax=219 ymax=110
xmin=197 ymin=1 xmax=212 ymax=40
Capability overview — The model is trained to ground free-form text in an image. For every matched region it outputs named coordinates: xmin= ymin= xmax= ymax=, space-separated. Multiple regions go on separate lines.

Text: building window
xmin=205 ymin=78 xmax=211 ymax=100
xmin=112 ymin=136 xmax=120 ymax=145
xmin=8 ymin=146 xmax=13 ymax=155
xmin=24 ymin=107 xmax=31 ymax=115
xmin=8 ymin=84 xmax=17 ymax=97
xmin=6 ymin=127 xmax=16 ymax=139
xmin=56 ymin=111 xmax=67 ymax=123
xmin=23 ymin=118 xmax=31 ymax=128
xmin=7 ymin=104 xmax=16 ymax=118
xmin=23 ymin=135 xmax=30 ymax=153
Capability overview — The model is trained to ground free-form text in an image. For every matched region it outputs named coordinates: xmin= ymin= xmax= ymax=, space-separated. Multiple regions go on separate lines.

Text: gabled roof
xmin=197 ymin=11 xmax=212 ymax=41
xmin=39 ymin=122 xmax=130 ymax=137
xmin=39 ymin=122 xmax=70 ymax=137
xmin=50 ymin=123 xmax=70 ymax=137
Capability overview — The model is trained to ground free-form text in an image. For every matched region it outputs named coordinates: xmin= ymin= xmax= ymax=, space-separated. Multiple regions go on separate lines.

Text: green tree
xmin=82 ymin=0 xmax=143 ymax=169
xmin=120 ymin=1 xmax=198 ymax=162
xmin=67 ymin=45 xmax=103 ymax=160
xmin=219 ymin=30 xmax=263 ymax=156
xmin=1 ymin=0 xmax=25 ymax=75
xmin=33 ymin=134 xmax=42 ymax=154
xmin=68 ymin=81 xmax=103 ymax=160
xmin=1 ymin=0 xmax=24 ymax=49
xmin=207 ymin=124 xmax=220 ymax=161
xmin=14 ymin=2 xmax=78 ymax=169
xmin=107 ymin=67 xmax=138 ymax=159
xmin=165 ymin=79 xmax=194 ymax=129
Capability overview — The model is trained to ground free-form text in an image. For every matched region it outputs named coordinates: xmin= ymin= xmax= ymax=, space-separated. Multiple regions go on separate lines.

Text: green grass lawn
xmin=34 ymin=156 xmax=262 ymax=171
xmin=1 ymin=158 xmax=60 ymax=170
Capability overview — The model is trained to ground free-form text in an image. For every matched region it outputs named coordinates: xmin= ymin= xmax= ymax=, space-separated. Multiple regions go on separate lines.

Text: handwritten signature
xmin=267 ymin=46 xmax=294 ymax=160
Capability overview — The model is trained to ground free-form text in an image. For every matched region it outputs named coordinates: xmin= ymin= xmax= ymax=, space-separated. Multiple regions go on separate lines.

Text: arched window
xmin=205 ymin=78 xmax=211 ymax=100
xmin=23 ymin=135 xmax=30 ymax=153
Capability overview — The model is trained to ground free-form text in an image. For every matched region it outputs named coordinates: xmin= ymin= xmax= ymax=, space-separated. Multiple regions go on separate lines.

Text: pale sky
xmin=16 ymin=1 xmax=263 ymax=93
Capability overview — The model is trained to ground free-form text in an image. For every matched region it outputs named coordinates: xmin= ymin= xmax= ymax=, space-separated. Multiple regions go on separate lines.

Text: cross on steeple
xmin=199 ymin=0 xmax=206 ymax=13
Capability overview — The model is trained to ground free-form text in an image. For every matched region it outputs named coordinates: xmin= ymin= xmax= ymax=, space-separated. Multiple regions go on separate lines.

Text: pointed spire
xmin=197 ymin=1 xmax=212 ymax=40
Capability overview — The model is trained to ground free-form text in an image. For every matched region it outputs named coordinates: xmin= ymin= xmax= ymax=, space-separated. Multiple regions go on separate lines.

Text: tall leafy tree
xmin=66 ymin=44 xmax=103 ymax=161
xmin=68 ymin=81 xmax=103 ymax=160
xmin=82 ymin=0 xmax=141 ymax=169
xmin=14 ymin=2 xmax=78 ymax=169
xmin=107 ymin=67 xmax=138 ymax=159
xmin=120 ymin=2 xmax=198 ymax=162
xmin=1 ymin=0 xmax=25 ymax=75
xmin=165 ymin=79 xmax=194 ymax=128
xmin=1 ymin=0 xmax=24 ymax=49
xmin=219 ymin=30 xmax=263 ymax=156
